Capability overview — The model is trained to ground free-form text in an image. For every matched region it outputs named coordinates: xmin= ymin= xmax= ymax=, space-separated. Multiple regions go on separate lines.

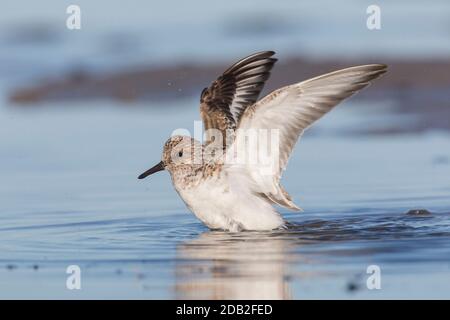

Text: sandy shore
xmin=8 ymin=56 xmax=450 ymax=134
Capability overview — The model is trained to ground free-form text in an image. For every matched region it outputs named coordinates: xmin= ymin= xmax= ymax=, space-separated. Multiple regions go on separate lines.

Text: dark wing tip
xmin=365 ymin=63 xmax=388 ymax=73
xmin=254 ymin=50 xmax=276 ymax=57
xmin=377 ymin=64 xmax=388 ymax=75
xmin=241 ymin=50 xmax=276 ymax=58
xmin=223 ymin=50 xmax=277 ymax=75
xmin=200 ymin=87 xmax=208 ymax=103
xmin=200 ymin=50 xmax=278 ymax=130
xmin=365 ymin=64 xmax=388 ymax=80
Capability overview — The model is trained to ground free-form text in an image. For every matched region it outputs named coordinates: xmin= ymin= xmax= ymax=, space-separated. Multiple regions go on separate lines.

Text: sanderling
xmin=139 ymin=51 xmax=386 ymax=231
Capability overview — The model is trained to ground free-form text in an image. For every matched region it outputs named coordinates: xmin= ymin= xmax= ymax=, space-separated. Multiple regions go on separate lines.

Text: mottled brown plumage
xmin=200 ymin=51 xmax=277 ymax=147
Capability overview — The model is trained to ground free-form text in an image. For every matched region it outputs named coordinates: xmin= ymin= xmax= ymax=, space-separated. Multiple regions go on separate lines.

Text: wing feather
xmin=200 ymin=51 xmax=277 ymax=147
xmin=228 ymin=64 xmax=388 ymax=210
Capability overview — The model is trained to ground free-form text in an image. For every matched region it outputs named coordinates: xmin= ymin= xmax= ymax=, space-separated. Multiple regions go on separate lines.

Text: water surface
xmin=1 ymin=0 xmax=450 ymax=299
xmin=1 ymin=100 xmax=449 ymax=299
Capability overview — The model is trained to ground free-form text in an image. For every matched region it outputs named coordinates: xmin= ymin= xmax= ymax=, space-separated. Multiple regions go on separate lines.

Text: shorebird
xmin=139 ymin=51 xmax=386 ymax=231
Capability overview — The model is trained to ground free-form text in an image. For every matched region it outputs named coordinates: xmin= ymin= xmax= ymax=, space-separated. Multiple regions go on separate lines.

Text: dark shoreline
xmin=8 ymin=56 xmax=450 ymax=134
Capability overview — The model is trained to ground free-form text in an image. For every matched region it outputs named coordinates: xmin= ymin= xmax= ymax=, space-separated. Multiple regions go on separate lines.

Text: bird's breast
xmin=173 ymin=174 xmax=284 ymax=231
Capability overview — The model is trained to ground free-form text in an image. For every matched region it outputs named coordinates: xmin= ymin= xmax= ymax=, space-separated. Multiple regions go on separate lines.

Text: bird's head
xmin=138 ymin=135 xmax=203 ymax=179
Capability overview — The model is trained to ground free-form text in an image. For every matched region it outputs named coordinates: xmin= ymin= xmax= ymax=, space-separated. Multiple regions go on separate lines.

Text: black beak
xmin=138 ymin=161 xmax=165 ymax=179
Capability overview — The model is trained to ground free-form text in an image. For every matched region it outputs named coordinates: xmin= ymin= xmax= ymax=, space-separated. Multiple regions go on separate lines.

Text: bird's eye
xmin=178 ymin=151 xmax=183 ymax=157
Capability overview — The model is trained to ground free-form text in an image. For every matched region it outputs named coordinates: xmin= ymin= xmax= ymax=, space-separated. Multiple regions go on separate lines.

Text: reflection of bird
xmin=139 ymin=51 xmax=387 ymax=231
xmin=175 ymin=231 xmax=292 ymax=300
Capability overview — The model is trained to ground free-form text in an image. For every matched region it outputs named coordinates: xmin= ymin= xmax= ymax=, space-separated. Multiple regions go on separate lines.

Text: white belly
xmin=175 ymin=177 xmax=284 ymax=231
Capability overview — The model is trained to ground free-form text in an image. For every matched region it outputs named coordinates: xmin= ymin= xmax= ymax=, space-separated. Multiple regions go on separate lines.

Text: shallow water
xmin=1 ymin=0 xmax=450 ymax=301
xmin=0 ymin=99 xmax=449 ymax=299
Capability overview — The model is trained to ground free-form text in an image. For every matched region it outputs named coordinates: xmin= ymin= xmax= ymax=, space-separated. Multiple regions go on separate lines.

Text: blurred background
xmin=1 ymin=0 xmax=450 ymax=299
xmin=2 ymin=0 xmax=450 ymax=131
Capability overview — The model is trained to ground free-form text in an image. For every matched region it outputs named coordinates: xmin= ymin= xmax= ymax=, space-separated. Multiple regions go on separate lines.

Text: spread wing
xmin=227 ymin=64 xmax=388 ymax=210
xmin=200 ymin=51 xmax=277 ymax=147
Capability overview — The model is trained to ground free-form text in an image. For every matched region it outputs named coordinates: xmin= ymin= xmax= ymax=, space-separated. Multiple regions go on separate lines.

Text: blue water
xmin=1 ymin=0 xmax=450 ymax=299
xmin=0 ymin=99 xmax=449 ymax=299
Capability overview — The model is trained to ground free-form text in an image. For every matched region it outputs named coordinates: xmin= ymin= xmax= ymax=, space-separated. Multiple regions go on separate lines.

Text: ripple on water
xmin=1 ymin=207 xmax=449 ymax=299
